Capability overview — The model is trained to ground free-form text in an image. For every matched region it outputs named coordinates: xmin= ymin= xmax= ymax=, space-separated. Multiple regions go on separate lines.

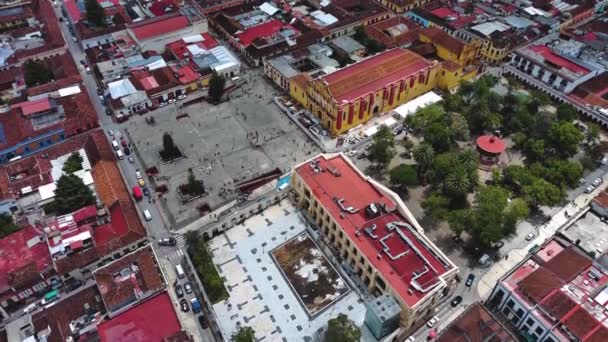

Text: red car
xmin=120 ymin=138 xmax=127 ymax=148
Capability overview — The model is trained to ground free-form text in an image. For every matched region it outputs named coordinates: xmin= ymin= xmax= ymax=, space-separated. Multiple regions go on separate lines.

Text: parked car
xmin=108 ymin=130 xmax=114 ymax=137
xmin=525 ymin=233 xmax=536 ymax=241
xmin=80 ymin=60 xmax=86 ymax=65
xmin=585 ymin=185 xmax=596 ymax=194
xmin=105 ymin=108 xmax=111 ymax=116
xmin=180 ymin=299 xmax=189 ymax=312
xmin=493 ymin=241 xmax=504 ymax=249
xmin=426 ymin=316 xmax=439 ymax=328
xmin=198 ymin=315 xmax=209 ymax=329
xmin=405 ymin=337 xmax=415 ymax=342
xmin=175 ymin=284 xmax=183 ymax=298
xmin=593 ymin=177 xmax=603 ymax=187
xmin=123 ymin=147 xmax=130 ymax=156
xmin=184 ymin=282 xmax=193 ymax=294
xmin=128 ymin=156 xmax=135 ymax=164
xmin=465 ymin=273 xmax=475 ymax=287
xmin=138 ymin=179 xmax=145 ymax=187
xmin=190 ymin=298 xmax=202 ymax=314
xmin=450 ymin=296 xmax=463 ymax=307
xmin=356 ymin=153 xmax=367 ymax=160
xmin=143 ymin=187 xmax=150 ymax=197
xmin=97 ymin=88 xmax=103 ymax=96
xmin=135 ymin=170 xmax=143 ymax=179
xmin=158 ymin=237 xmax=176 ymax=246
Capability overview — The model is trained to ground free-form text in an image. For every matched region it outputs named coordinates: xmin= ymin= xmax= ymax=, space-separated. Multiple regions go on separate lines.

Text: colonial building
xmin=291 ymin=154 xmax=458 ymax=330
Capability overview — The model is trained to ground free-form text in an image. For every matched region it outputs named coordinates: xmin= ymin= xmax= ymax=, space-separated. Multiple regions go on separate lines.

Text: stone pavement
xmin=477 ymin=181 xmax=607 ymax=299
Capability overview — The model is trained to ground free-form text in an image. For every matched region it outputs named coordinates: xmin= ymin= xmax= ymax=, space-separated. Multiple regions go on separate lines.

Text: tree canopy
xmin=24 ymin=60 xmax=53 ymax=87
xmin=367 ymin=125 xmax=395 ymax=168
xmin=51 ymin=174 xmax=96 ymax=215
xmin=85 ymin=0 xmax=106 ymax=27
xmin=389 ymin=164 xmax=418 ymax=192
xmin=160 ymin=132 xmax=183 ymax=161
xmin=231 ymin=326 xmax=255 ymax=342
xmin=63 ymin=152 xmax=83 ymax=173
xmin=325 ymin=314 xmax=361 ymax=342
xmin=209 ymin=73 xmax=226 ymax=104
xmin=0 ymin=213 xmax=19 ymax=238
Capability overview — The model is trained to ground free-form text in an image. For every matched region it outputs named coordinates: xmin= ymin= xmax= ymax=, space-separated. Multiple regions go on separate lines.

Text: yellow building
xmin=291 ymin=153 xmax=458 ymax=330
xmin=479 ymin=39 xmax=510 ymax=65
xmin=419 ymin=27 xmax=480 ymax=66
xmin=377 ymin=0 xmax=431 ymax=14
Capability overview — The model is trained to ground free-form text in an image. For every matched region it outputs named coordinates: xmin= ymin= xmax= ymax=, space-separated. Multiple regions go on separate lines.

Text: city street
xmin=51 ymin=6 xmax=213 ymax=341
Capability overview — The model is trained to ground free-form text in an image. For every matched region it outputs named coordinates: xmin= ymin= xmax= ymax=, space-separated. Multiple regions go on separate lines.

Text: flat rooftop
xmin=210 ymin=200 xmax=366 ymax=340
xmin=97 ymin=292 xmax=182 ymax=342
xmin=321 ymin=48 xmax=431 ymax=102
xmin=295 ymin=154 xmax=452 ymax=306
xmin=561 ymin=212 xmax=608 ymax=257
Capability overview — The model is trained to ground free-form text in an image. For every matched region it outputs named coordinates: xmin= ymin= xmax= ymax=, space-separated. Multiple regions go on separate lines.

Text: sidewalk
xmin=477 ymin=183 xmax=605 ymax=299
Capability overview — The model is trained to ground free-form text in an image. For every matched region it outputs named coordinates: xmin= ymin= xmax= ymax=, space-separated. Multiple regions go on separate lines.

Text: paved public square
xmin=124 ymin=69 xmax=316 ymax=228
xmin=207 ymin=200 xmax=366 ymax=341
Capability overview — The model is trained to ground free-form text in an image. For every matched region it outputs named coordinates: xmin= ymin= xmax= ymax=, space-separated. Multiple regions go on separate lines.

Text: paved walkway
xmin=477 ymin=182 xmax=607 ymax=299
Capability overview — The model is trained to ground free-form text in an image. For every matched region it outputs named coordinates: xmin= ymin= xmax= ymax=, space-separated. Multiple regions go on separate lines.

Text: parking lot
xmin=124 ymin=69 xmax=316 ymax=228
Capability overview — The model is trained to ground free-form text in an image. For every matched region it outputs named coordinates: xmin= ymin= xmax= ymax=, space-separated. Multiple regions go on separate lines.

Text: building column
xmin=336 ymin=107 xmax=343 ymax=131
xmin=347 ymin=103 xmax=354 ymax=125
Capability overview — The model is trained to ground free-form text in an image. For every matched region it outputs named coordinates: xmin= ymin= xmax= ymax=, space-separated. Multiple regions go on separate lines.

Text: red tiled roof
xmin=130 ymin=14 xmax=189 ymax=41
xmin=166 ymin=32 xmax=219 ymax=60
xmin=518 ymin=267 xmax=563 ymax=302
xmin=172 ymin=65 xmax=200 ymax=84
xmin=321 ymin=48 xmax=431 ymax=102
xmin=97 ymin=293 xmax=182 ymax=342
xmin=72 ymin=205 xmax=98 ymax=223
xmin=436 ymin=303 xmax=518 ymax=342
xmin=32 ymin=285 xmax=107 ymax=342
xmin=94 ymin=245 xmax=164 ymax=312
xmin=92 ymin=160 xmax=130 ymax=206
xmin=53 ymin=245 xmax=99 ymax=274
xmin=421 ymin=27 xmax=467 ymax=56
xmin=564 ymin=307 xmax=598 ymax=340
xmin=544 ymin=247 xmax=592 ymax=282
xmin=296 ymin=154 xmax=450 ymax=306
xmin=149 ymin=0 xmax=177 ymax=16
xmin=430 ymin=7 xmax=457 ymax=18
xmin=0 ymin=226 xmax=52 ymax=291
xmin=94 ymin=200 xmax=146 ymax=256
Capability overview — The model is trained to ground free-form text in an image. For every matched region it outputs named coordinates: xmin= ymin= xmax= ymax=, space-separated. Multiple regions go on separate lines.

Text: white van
xmin=143 ymin=209 xmax=152 ymax=221
xmin=176 ymin=264 xmax=185 ymax=279
xmin=23 ymin=302 xmax=38 ymax=314
xmin=112 ymin=140 xmax=119 ymax=151
xmin=116 ymin=149 xmax=124 ymax=160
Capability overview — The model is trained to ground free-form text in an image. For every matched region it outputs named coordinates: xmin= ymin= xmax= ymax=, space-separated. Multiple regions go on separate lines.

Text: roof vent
xmin=408 ymin=288 xmax=413 ymax=295
xmin=328 ymin=166 xmax=341 ymax=177
xmin=377 ymin=253 xmax=382 ymax=260
xmin=366 ymin=203 xmax=380 ymax=218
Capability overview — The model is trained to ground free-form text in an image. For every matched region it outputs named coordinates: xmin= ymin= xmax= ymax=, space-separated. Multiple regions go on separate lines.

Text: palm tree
xmin=459 ymin=81 xmax=476 ymax=105
xmin=443 ymin=167 xmax=471 ymax=198
xmin=468 ymin=100 xmax=490 ymax=132
xmin=413 ymin=143 xmax=435 ymax=183
xmin=486 ymin=92 xmax=502 ymax=113
xmin=458 ymin=149 xmax=479 ymax=174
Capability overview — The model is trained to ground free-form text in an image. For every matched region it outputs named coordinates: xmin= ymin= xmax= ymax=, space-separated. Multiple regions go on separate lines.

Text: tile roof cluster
xmin=31 ymin=285 xmax=107 ymax=342
xmin=94 ymin=245 xmax=164 ymax=312
xmin=321 ymin=48 xmax=432 ymax=102
xmin=25 ymin=53 xmax=81 ymax=97
xmin=0 ymin=225 xmax=52 ymax=292
xmin=130 ymin=67 xmax=181 ymax=96
xmin=91 ymin=160 xmax=131 ymax=206
xmin=436 ymin=303 xmax=517 ymax=342
xmin=94 ymin=200 xmax=146 ymax=256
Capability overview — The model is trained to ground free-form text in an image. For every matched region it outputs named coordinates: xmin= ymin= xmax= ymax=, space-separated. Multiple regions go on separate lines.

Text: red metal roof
xmin=476 ymin=135 xmax=506 ymax=154
xmin=97 ymin=293 xmax=181 ymax=342
xmin=296 ymin=154 xmax=450 ymax=306
xmin=166 ymin=32 xmax=219 ymax=60
xmin=130 ymin=14 xmax=189 ymax=41
xmin=529 ymin=45 xmax=590 ymax=76
xmin=236 ymin=19 xmax=289 ymax=47
xmin=72 ymin=205 xmax=97 ymax=223
xmin=321 ymin=48 xmax=431 ymax=103
xmin=0 ymin=226 xmax=52 ymax=291
xmin=13 ymin=98 xmax=52 ymax=116
xmin=430 ymin=7 xmax=457 ymax=18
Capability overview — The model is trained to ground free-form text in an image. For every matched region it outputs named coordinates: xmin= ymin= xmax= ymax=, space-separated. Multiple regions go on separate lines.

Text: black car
xmin=180 ymin=298 xmax=189 ymax=312
xmin=158 ymin=237 xmax=177 ymax=246
xmin=105 ymin=108 xmax=111 ymax=116
xmin=198 ymin=315 xmax=209 ymax=329
xmin=97 ymin=88 xmax=103 ymax=96
xmin=123 ymin=147 xmax=131 ymax=156
xmin=143 ymin=187 xmax=151 ymax=197
xmin=450 ymin=295 xmax=463 ymax=307
xmin=465 ymin=273 xmax=475 ymax=287
xmin=356 ymin=153 xmax=367 ymax=160
xmin=175 ymin=284 xmax=184 ymax=298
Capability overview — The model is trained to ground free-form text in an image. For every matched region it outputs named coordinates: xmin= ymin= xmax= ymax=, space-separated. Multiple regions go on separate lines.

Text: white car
xmin=525 ymin=233 xmax=536 ymax=241
xmin=592 ymin=177 xmax=603 ymax=187
xmin=405 ymin=337 xmax=415 ymax=342
xmin=135 ymin=170 xmax=142 ymax=179
xmin=347 ymin=150 xmax=358 ymax=157
xmin=585 ymin=185 xmax=595 ymax=194
xmin=426 ymin=316 xmax=439 ymax=328
xmin=128 ymin=156 xmax=135 ymax=164
xmin=108 ymin=130 xmax=114 ymax=137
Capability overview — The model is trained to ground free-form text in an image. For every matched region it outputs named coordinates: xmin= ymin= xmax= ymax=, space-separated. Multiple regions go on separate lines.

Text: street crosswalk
xmin=166 ymin=247 xmax=185 ymax=262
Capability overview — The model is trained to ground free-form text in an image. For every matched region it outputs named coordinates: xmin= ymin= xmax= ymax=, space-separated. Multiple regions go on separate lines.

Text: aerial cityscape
xmin=0 ymin=0 xmax=607 ymax=341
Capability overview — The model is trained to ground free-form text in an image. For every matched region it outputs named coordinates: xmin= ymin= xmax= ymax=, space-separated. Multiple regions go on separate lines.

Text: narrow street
xmin=51 ymin=6 xmax=214 ymax=341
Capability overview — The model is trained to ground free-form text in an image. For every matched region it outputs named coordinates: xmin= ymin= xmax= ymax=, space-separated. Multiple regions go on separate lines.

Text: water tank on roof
xmin=366 ymin=203 xmax=380 ymax=218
